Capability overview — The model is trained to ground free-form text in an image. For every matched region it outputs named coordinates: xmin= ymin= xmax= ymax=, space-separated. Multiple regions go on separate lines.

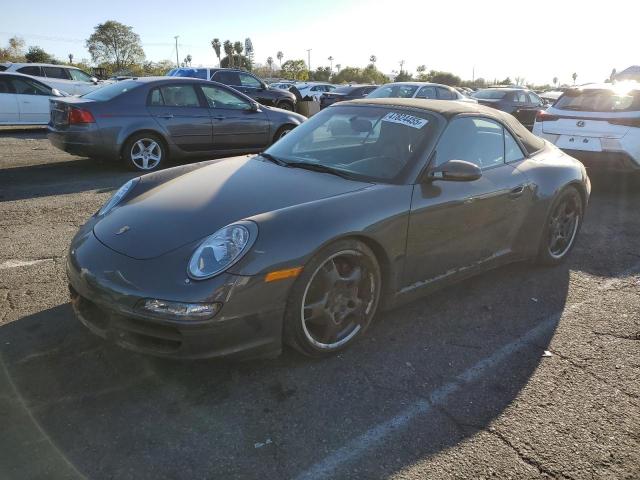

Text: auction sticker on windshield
xmin=382 ymin=112 xmax=429 ymax=129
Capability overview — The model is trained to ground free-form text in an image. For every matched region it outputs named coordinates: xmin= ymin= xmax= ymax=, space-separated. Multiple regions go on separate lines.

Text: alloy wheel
xmin=300 ymin=251 xmax=376 ymax=350
xmin=130 ymin=138 xmax=162 ymax=170
xmin=548 ymin=192 xmax=581 ymax=259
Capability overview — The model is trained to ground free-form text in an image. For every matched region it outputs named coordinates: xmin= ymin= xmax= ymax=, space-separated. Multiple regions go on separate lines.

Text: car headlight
xmin=98 ymin=177 xmax=139 ymax=216
xmin=188 ymin=222 xmax=257 ymax=280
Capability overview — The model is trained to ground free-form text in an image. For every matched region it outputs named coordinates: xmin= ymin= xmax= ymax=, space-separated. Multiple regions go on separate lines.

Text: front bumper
xmin=66 ymin=225 xmax=291 ymax=359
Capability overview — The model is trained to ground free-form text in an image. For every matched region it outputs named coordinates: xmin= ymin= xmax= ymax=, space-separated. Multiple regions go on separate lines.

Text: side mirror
xmin=51 ymin=88 xmax=64 ymax=97
xmin=428 ymin=160 xmax=482 ymax=182
xmin=91 ymin=77 xmax=98 ymax=84
xmin=248 ymin=102 xmax=260 ymax=112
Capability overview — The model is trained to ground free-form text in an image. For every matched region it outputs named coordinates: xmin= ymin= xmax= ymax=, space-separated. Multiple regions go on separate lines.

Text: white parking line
xmin=294 ymin=265 xmax=640 ymax=480
xmin=0 ymin=259 xmax=51 ymax=270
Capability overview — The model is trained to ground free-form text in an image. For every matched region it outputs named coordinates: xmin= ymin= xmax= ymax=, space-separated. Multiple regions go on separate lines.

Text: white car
xmin=295 ymin=82 xmax=337 ymax=101
xmin=0 ymin=72 xmax=67 ymax=125
xmin=270 ymin=82 xmax=295 ymax=90
xmin=533 ymin=82 xmax=640 ymax=174
xmin=367 ymin=82 xmax=478 ymax=103
xmin=1 ymin=63 xmax=109 ymax=95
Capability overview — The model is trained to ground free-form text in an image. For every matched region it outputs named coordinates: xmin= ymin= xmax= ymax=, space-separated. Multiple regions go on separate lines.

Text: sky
xmin=1 ymin=0 xmax=638 ymax=85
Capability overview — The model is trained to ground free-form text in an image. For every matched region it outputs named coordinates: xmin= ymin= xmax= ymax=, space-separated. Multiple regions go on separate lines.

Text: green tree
xmin=25 ymin=46 xmax=53 ymax=63
xmin=335 ymin=63 xmax=341 ymax=72
xmin=498 ymin=77 xmax=512 ymax=85
xmin=572 ymin=72 xmax=577 ymax=84
xmin=281 ymin=59 xmax=309 ymax=80
xmin=553 ymin=76 xmax=558 ymax=87
xmin=328 ymin=56 xmax=334 ymax=71
xmin=424 ymin=71 xmax=461 ymax=86
xmin=233 ymin=41 xmax=244 ymax=56
xmin=277 ymin=51 xmax=283 ymax=68
xmin=86 ymin=20 xmax=144 ymax=73
xmin=311 ymin=66 xmax=332 ymax=81
xmin=369 ymin=55 xmax=377 ymax=64
xmin=395 ymin=70 xmax=413 ymax=82
xmin=416 ymin=64 xmax=427 ymax=81
xmin=331 ymin=65 xmax=388 ymax=84
xmin=211 ymin=38 xmax=221 ymax=66
xmin=223 ymin=40 xmax=234 ymax=67
xmin=266 ymin=56 xmax=274 ymax=73
xmin=68 ymin=53 xmax=74 ymax=64
xmin=244 ymin=38 xmax=254 ymax=70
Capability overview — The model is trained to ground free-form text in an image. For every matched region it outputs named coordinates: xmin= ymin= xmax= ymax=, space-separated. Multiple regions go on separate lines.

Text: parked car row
xmin=1 ymin=62 xmax=111 ymax=95
xmin=471 ymin=87 xmax=546 ymax=130
xmin=0 ymin=72 xmax=68 ymax=125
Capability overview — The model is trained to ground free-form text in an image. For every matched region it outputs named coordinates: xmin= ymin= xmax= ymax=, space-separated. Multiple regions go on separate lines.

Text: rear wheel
xmin=273 ymin=125 xmax=294 ymax=143
xmin=123 ymin=133 xmax=166 ymax=172
xmin=537 ymin=186 xmax=583 ymax=265
xmin=284 ymin=239 xmax=381 ymax=357
xmin=278 ymin=101 xmax=294 ymax=111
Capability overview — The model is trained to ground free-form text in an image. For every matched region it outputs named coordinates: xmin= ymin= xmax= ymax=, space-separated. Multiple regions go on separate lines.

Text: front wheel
xmin=284 ymin=239 xmax=381 ymax=357
xmin=537 ymin=186 xmax=584 ymax=265
xmin=123 ymin=133 xmax=166 ymax=172
xmin=278 ymin=101 xmax=294 ymax=111
xmin=273 ymin=125 xmax=294 ymax=143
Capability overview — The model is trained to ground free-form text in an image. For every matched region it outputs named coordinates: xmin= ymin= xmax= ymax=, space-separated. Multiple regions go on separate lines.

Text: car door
xmin=0 ymin=77 xmax=19 ymax=124
xmin=199 ymin=84 xmax=269 ymax=150
xmin=403 ymin=116 xmax=531 ymax=287
xmin=237 ymin=71 xmax=273 ymax=105
xmin=436 ymin=87 xmax=455 ymax=100
xmin=510 ymin=90 xmax=531 ymax=125
xmin=415 ymin=86 xmax=437 ymax=99
xmin=10 ymin=76 xmax=53 ymax=124
xmin=519 ymin=92 xmax=544 ymax=129
xmin=147 ymin=83 xmax=213 ymax=152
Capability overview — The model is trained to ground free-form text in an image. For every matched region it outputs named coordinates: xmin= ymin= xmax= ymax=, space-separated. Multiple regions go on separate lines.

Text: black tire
xmin=273 ymin=124 xmax=295 ymax=143
xmin=122 ymin=133 xmax=166 ymax=172
xmin=278 ymin=101 xmax=294 ymax=111
xmin=536 ymin=186 xmax=584 ymax=265
xmin=283 ymin=239 xmax=382 ymax=358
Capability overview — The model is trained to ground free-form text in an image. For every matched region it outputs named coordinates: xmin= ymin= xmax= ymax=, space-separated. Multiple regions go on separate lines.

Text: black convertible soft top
xmin=344 ymin=98 xmax=546 ymax=154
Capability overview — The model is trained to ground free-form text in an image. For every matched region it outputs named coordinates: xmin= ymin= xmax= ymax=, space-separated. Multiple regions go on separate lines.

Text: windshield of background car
xmin=554 ymin=88 xmax=640 ymax=112
xmin=367 ymin=84 xmax=419 ymax=99
xmin=472 ymin=90 xmax=508 ymax=99
xmin=82 ymin=80 xmax=143 ymax=101
xmin=69 ymin=69 xmax=93 ymax=82
xmin=333 ymin=86 xmax=356 ymax=94
xmin=264 ymin=105 xmax=437 ymax=182
xmin=167 ymin=68 xmax=208 ymax=79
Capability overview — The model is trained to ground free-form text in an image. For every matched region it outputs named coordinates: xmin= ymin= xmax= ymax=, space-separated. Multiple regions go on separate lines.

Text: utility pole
xmin=305 ymin=49 xmax=312 ymax=72
xmin=472 ymin=65 xmax=475 ymax=82
xmin=174 ymin=36 xmax=180 ymax=68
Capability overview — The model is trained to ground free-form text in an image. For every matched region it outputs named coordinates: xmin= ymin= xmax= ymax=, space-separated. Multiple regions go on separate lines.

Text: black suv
xmin=471 ymin=88 xmax=546 ymax=130
xmin=167 ymin=68 xmax=297 ymax=111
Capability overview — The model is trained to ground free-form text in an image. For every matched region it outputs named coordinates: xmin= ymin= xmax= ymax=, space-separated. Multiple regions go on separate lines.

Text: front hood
xmin=94 ymin=156 xmax=370 ymax=260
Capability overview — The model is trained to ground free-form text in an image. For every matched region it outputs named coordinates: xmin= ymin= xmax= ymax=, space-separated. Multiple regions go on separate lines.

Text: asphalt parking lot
xmin=0 ymin=129 xmax=639 ymax=480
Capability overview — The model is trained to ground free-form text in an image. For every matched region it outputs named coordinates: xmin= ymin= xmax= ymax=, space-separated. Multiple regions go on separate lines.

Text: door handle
xmin=159 ymin=114 xmax=174 ymax=119
xmin=509 ymin=185 xmax=525 ymax=198
xmin=213 ymin=116 xmax=225 ymax=120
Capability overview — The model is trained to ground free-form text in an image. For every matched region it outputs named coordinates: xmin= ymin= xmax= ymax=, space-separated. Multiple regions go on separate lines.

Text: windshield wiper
xmin=258 ymin=152 xmax=287 ymax=166
xmin=285 ymin=161 xmax=355 ymax=180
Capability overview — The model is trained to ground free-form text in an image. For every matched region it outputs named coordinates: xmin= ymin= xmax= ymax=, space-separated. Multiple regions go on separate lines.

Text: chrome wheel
xmin=130 ymin=138 xmax=162 ymax=170
xmin=548 ymin=191 xmax=581 ymax=259
xmin=301 ymin=250 xmax=377 ymax=350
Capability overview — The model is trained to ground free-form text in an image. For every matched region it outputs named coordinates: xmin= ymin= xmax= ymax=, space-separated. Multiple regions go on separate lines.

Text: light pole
xmin=305 ymin=49 xmax=312 ymax=72
xmin=174 ymin=36 xmax=180 ymax=68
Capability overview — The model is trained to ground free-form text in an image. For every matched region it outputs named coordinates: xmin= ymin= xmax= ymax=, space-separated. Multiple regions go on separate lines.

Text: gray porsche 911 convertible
xmin=67 ymin=98 xmax=590 ymax=359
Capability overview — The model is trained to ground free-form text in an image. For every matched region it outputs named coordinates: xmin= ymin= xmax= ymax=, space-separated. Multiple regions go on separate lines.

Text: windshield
xmin=367 ymin=84 xmax=419 ymax=99
xmin=554 ymin=88 xmax=640 ymax=112
xmin=333 ymin=86 xmax=356 ymax=94
xmin=472 ymin=89 xmax=508 ymax=99
xmin=264 ymin=105 xmax=436 ymax=182
xmin=82 ymin=80 xmax=143 ymax=101
xmin=69 ymin=69 xmax=93 ymax=82
xmin=166 ymin=68 xmax=208 ymax=80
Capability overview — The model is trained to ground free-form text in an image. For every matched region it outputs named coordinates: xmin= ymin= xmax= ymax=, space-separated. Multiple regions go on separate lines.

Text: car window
xmin=83 ymin=80 xmax=142 ymax=101
xmin=416 ymin=86 xmax=437 ymax=99
xmin=472 ymin=89 xmax=508 ymax=99
xmin=239 ymin=72 xmax=262 ymax=88
xmin=367 ymin=84 xmax=419 ymax=99
xmin=513 ymin=91 xmax=527 ymax=103
xmin=436 ymin=87 xmax=455 ymax=100
xmin=265 ymin=105 xmax=437 ymax=182
xmin=434 ymin=117 xmax=505 ymax=169
xmin=149 ymin=88 xmax=163 ymax=106
xmin=11 ymin=78 xmax=51 ymax=96
xmin=528 ymin=92 xmax=543 ymax=106
xmin=200 ymin=85 xmax=251 ymax=110
xmin=17 ymin=66 xmax=41 ymax=76
xmin=69 ymin=69 xmax=93 ymax=82
xmin=0 ymin=77 xmax=15 ymax=93
xmin=310 ymin=86 xmax=319 ymax=92
xmin=155 ymin=85 xmax=201 ymax=107
xmin=212 ymin=71 xmax=241 ymax=86
xmin=167 ymin=68 xmax=208 ymax=80
xmin=42 ymin=66 xmax=70 ymax=80
xmin=504 ymin=129 xmax=525 ymax=162
xmin=554 ymin=88 xmax=640 ymax=112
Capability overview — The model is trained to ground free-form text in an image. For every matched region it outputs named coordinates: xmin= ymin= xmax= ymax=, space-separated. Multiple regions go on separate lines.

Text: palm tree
xmin=267 ymin=56 xmax=274 ymax=73
xmin=553 ymin=76 xmax=558 ymax=87
xmin=277 ymin=51 xmax=283 ymax=68
xmin=328 ymin=56 xmax=334 ymax=71
xmin=223 ymin=40 xmax=234 ymax=68
xmin=335 ymin=63 xmax=341 ymax=72
xmin=572 ymin=72 xmax=577 ymax=85
xmin=211 ymin=38 xmax=221 ymax=67
xmin=369 ymin=55 xmax=377 ymax=64
xmin=68 ymin=53 xmax=73 ymax=65
xmin=233 ymin=41 xmax=243 ymax=56
xmin=185 ymin=54 xmax=192 ymax=66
